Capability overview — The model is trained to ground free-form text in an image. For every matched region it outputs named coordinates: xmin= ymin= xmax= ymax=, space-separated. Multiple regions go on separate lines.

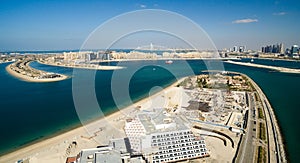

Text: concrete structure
xmin=125 ymin=109 xmax=208 ymax=163
xmin=233 ymin=46 xmax=238 ymax=52
xmin=239 ymin=46 xmax=246 ymax=53
xmin=72 ymin=138 xmax=133 ymax=163
xmin=261 ymin=43 xmax=284 ymax=54
xmin=291 ymin=45 xmax=299 ymax=56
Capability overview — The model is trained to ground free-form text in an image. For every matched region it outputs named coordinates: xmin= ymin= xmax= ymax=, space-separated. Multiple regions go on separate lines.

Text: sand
xmin=0 ymin=70 xmax=286 ymax=163
xmin=225 ymin=60 xmax=300 ymax=74
xmin=6 ymin=63 xmax=69 ymax=83
xmin=38 ymin=61 xmax=125 ymax=70
xmin=0 ymin=78 xmax=184 ymax=163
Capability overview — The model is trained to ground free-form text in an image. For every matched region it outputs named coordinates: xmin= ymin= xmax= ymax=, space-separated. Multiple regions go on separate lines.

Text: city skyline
xmin=0 ymin=0 xmax=299 ymax=51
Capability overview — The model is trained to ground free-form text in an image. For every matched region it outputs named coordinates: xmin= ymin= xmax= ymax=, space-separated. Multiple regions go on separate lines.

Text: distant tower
xmin=150 ymin=43 xmax=153 ymax=51
xmin=233 ymin=46 xmax=238 ymax=52
xmin=279 ymin=43 xmax=284 ymax=54
xmin=239 ymin=46 xmax=245 ymax=53
xmin=262 ymin=47 xmax=265 ymax=53
xmin=291 ymin=45 xmax=299 ymax=56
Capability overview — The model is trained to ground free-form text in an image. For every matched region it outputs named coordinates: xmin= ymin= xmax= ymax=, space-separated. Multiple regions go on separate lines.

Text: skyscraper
xmin=261 ymin=43 xmax=284 ymax=54
xmin=291 ymin=45 xmax=299 ymax=56
xmin=279 ymin=43 xmax=284 ymax=54
xmin=239 ymin=46 xmax=246 ymax=53
xmin=233 ymin=46 xmax=238 ymax=52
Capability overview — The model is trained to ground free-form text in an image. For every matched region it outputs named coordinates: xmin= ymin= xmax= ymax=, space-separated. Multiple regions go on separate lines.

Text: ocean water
xmin=0 ymin=59 xmax=299 ymax=162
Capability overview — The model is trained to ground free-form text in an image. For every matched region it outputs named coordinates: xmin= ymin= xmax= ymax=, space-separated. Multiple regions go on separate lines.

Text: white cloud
xmin=273 ymin=12 xmax=287 ymax=16
xmin=140 ymin=4 xmax=146 ymax=8
xmin=232 ymin=18 xmax=258 ymax=24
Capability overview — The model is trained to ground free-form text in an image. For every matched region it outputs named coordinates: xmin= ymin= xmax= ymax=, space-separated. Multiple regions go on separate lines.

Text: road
xmin=234 ymin=92 xmax=257 ymax=163
xmin=247 ymin=75 xmax=286 ymax=163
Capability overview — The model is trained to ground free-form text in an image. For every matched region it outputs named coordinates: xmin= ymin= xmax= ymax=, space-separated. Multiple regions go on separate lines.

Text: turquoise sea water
xmin=0 ymin=59 xmax=299 ymax=162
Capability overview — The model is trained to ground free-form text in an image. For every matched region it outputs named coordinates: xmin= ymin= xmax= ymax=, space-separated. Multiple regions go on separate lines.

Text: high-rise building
xmin=239 ymin=46 xmax=246 ymax=53
xmin=291 ymin=45 xmax=299 ymax=56
xmin=279 ymin=43 xmax=284 ymax=54
xmin=233 ymin=46 xmax=238 ymax=52
xmin=261 ymin=43 xmax=284 ymax=54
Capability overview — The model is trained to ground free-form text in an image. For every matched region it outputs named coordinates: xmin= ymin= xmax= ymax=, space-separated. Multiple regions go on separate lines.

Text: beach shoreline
xmin=88 ymin=57 xmax=241 ymax=63
xmin=225 ymin=60 xmax=300 ymax=74
xmin=6 ymin=62 xmax=69 ymax=82
xmin=0 ymin=77 xmax=185 ymax=163
xmin=0 ymin=70 xmax=287 ymax=162
xmin=38 ymin=61 xmax=125 ymax=70
xmin=240 ymin=56 xmax=300 ymax=62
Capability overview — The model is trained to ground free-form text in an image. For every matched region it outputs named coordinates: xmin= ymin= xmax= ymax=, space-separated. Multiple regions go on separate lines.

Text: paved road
xmin=248 ymin=75 xmax=286 ymax=163
xmin=235 ymin=92 xmax=257 ymax=163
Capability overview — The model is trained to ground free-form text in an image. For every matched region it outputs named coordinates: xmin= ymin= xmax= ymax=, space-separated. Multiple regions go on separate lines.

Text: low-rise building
xmin=68 ymin=138 xmax=137 ymax=163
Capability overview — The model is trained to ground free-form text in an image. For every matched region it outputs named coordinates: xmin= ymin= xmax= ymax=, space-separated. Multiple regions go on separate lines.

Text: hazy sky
xmin=0 ymin=0 xmax=299 ymax=51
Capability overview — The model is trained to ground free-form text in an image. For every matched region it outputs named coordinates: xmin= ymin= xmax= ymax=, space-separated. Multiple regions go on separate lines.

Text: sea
xmin=0 ymin=58 xmax=299 ymax=162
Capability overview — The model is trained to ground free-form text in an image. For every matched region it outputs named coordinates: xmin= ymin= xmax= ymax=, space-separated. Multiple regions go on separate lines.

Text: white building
xmin=68 ymin=138 xmax=142 ymax=163
xmin=125 ymin=109 xmax=208 ymax=163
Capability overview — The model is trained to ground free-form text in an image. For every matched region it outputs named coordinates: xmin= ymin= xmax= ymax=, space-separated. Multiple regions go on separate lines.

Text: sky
xmin=0 ymin=0 xmax=299 ymax=51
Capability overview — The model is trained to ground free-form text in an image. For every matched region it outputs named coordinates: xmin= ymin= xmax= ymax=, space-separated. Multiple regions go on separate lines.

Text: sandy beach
xmin=0 ymin=71 xmax=287 ymax=163
xmin=225 ymin=60 xmax=300 ymax=74
xmin=38 ymin=61 xmax=125 ymax=70
xmin=6 ymin=63 xmax=69 ymax=82
xmin=0 ymin=78 xmax=185 ymax=163
xmin=0 ymin=61 xmax=13 ymax=64
xmin=241 ymin=56 xmax=300 ymax=62
xmin=88 ymin=57 xmax=241 ymax=63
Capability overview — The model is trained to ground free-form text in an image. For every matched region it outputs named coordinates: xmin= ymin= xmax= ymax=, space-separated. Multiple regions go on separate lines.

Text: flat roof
xmin=137 ymin=109 xmax=189 ymax=134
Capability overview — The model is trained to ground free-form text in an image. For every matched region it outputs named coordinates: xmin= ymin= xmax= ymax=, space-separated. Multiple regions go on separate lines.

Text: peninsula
xmin=0 ymin=72 xmax=286 ymax=163
xmin=6 ymin=59 xmax=68 ymax=82
xmin=225 ymin=60 xmax=300 ymax=74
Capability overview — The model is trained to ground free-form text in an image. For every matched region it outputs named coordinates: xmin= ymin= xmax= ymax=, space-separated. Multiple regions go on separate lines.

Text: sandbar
xmin=225 ymin=60 xmax=300 ymax=74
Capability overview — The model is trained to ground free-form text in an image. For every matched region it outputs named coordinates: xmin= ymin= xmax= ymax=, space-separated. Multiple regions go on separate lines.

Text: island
xmin=6 ymin=59 xmax=68 ymax=82
xmin=225 ymin=60 xmax=300 ymax=74
xmin=0 ymin=71 xmax=287 ymax=163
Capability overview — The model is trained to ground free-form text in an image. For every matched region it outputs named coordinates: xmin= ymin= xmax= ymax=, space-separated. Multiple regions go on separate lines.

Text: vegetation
xmin=258 ymin=107 xmax=264 ymax=119
xmin=259 ymin=122 xmax=266 ymax=141
xmin=241 ymin=75 xmax=255 ymax=91
xmin=177 ymin=78 xmax=189 ymax=87
xmin=254 ymin=92 xmax=260 ymax=101
xmin=196 ymin=77 xmax=208 ymax=88
xmin=257 ymin=146 xmax=266 ymax=163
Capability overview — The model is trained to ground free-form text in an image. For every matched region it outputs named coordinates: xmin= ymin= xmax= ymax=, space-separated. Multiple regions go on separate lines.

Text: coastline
xmin=0 ymin=77 xmax=186 ymax=163
xmin=241 ymin=56 xmax=300 ymax=62
xmin=241 ymin=73 xmax=287 ymax=162
xmin=37 ymin=57 xmax=241 ymax=70
xmin=0 ymin=71 xmax=287 ymax=162
xmin=6 ymin=62 xmax=69 ymax=82
xmin=204 ymin=70 xmax=287 ymax=162
xmin=0 ymin=61 xmax=13 ymax=64
xmin=225 ymin=60 xmax=300 ymax=74
xmin=89 ymin=57 xmax=241 ymax=63
xmin=37 ymin=61 xmax=125 ymax=70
